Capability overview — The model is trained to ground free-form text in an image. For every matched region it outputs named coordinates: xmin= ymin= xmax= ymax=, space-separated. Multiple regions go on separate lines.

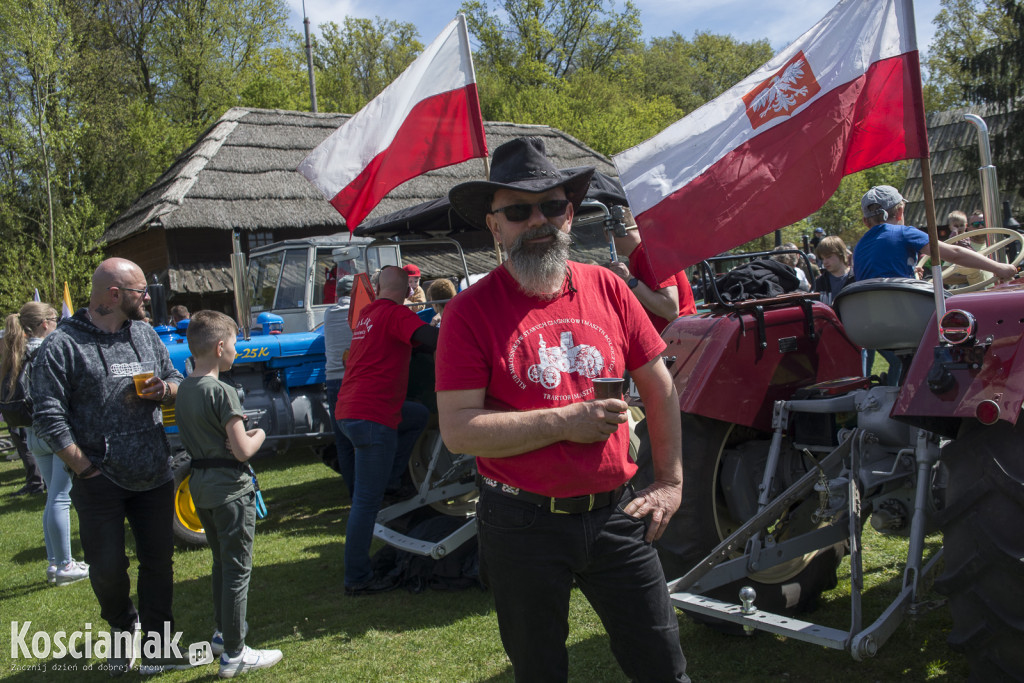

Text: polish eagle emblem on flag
xmin=742 ymin=51 xmax=821 ymax=130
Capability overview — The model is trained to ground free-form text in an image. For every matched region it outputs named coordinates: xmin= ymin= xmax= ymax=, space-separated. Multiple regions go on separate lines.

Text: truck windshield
xmin=249 ymin=252 xmax=281 ymax=313
xmin=275 ymin=249 xmax=308 ymax=309
xmin=248 ymin=248 xmax=307 ymax=311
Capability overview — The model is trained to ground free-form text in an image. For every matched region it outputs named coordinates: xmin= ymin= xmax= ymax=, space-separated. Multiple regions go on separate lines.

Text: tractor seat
xmin=833 ymin=278 xmax=946 ymax=351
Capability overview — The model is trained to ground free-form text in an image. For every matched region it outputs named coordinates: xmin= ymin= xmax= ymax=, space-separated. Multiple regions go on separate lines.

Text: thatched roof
xmin=167 ymin=262 xmax=235 ymax=295
xmin=103 ymin=107 xmax=617 ymax=245
xmin=903 ymin=103 xmax=1022 ymax=227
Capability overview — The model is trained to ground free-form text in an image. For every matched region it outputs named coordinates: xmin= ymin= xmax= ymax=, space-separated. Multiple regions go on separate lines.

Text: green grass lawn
xmin=1 ymin=442 xmax=967 ymax=682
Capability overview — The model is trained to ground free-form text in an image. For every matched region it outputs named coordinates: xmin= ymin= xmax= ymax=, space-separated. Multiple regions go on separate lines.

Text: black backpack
xmin=0 ymin=354 xmax=34 ymax=428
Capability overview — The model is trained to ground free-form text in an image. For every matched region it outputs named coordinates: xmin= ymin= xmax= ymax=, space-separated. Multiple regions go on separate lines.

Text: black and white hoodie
xmin=31 ymin=309 xmax=184 ymax=491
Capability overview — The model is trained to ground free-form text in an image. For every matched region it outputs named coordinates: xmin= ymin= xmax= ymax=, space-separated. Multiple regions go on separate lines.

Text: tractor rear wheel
xmin=407 ymin=422 xmax=477 ymax=516
xmin=634 ymin=413 xmax=844 ymax=627
xmin=171 ymin=452 xmax=207 ymax=546
xmin=935 ymin=415 xmax=1024 ymax=680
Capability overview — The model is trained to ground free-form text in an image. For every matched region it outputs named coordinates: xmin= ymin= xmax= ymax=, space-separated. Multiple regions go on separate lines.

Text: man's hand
xmin=138 ymin=376 xmax=166 ymax=402
xmin=608 ymin=260 xmax=630 ymax=282
xmin=624 ymin=480 xmax=682 ymax=542
xmin=563 ymin=399 xmax=629 ymax=443
xmin=993 ymin=261 xmax=1019 ymax=281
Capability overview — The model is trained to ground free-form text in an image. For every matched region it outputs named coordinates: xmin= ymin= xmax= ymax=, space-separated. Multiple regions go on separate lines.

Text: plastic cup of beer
xmin=592 ymin=377 xmax=625 ymax=400
xmin=133 ymin=362 xmax=156 ymax=397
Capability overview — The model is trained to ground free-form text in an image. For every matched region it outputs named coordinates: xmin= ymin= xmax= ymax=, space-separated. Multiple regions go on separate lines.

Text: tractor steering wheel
xmin=915 ymin=227 xmax=1024 ymax=293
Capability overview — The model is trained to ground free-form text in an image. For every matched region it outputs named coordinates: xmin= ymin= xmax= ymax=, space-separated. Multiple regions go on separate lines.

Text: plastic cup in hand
xmin=133 ymin=362 xmax=156 ymax=397
xmin=592 ymin=377 xmax=625 ymax=401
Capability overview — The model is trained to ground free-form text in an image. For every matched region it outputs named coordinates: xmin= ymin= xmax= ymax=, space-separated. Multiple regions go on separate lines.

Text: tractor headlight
xmin=938 ymin=309 xmax=977 ymax=346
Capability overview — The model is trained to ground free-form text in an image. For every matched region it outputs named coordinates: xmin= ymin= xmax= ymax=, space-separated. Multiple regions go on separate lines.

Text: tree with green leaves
xmin=641 ymin=32 xmax=773 ymax=116
xmin=0 ymin=0 xmax=104 ymax=311
xmin=462 ymin=0 xmax=643 ymax=87
xmin=312 ymin=17 xmax=422 ymax=114
xmin=960 ymin=0 xmax=1024 ymax=199
xmin=922 ymin=0 xmax=1015 ymax=111
xmin=151 ymin=0 xmax=291 ymax=128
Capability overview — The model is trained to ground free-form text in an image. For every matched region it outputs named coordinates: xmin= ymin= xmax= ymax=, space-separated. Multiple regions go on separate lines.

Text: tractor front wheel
xmin=633 ymin=413 xmax=844 ymax=628
xmin=171 ymin=453 xmax=207 ymax=546
xmin=935 ymin=415 xmax=1024 ymax=679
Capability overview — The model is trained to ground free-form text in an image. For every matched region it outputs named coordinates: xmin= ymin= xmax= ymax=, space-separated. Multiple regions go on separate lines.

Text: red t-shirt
xmin=629 ymin=243 xmax=696 ymax=332
xmin=435 ymin=262 xmax=666 ymax=497
xmin=335 ymin=298 xmax=424 ymax=428
xmin=676 ymin=269 xmax=697 ymax=317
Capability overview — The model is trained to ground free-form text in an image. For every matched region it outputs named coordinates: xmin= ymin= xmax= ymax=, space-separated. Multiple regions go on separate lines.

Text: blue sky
xmin=285 ymin=0 xmax=945 ymax=56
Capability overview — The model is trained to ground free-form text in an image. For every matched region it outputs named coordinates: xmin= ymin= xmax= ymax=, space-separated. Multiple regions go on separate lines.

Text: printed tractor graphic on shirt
xmin=527 ymin=332 xmax=604 ymax=389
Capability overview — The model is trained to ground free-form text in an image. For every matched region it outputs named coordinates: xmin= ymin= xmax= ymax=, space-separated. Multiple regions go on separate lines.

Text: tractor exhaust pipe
xmin=964 ymin=114 xmax=1001 ymax=231
xmin=231 ymin=229 xmax=252 ymax=341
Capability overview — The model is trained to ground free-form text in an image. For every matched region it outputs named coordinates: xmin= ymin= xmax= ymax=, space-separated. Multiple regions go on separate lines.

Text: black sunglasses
xmin=111 ymin=285 xmax=149 ymax=296
xmin=489 ymin=199 xmax=570 ymax=223
xmin=970 ymin=220 xmax=984 ymax=227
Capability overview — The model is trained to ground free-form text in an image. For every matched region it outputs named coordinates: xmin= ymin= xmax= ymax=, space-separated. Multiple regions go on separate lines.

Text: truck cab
xmin=247 ymin=234 xmax=400 ymax=333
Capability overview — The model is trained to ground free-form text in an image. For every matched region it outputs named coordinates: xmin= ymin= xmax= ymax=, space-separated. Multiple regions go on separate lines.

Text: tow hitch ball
xmin=739 ymin=586 xmax=757 ymax=635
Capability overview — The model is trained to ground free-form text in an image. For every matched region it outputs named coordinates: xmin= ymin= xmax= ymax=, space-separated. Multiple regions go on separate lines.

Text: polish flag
xmin=298 ymin=14 xmax=487 ymax=229
xmin=613 ymin=0 xmax=927 ymax=278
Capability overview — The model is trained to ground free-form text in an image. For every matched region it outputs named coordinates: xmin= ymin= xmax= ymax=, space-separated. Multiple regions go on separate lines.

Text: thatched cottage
xmin=102 ymin=107 xmax=616 ymax=312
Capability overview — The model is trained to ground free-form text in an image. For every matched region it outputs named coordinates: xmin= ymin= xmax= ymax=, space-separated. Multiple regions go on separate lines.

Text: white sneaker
xmin=55 ymin=560 xmax=90 ymax=586
xmin=107 ymin=620 xmax=140 ymax=677
xmin=211 ymin=630 xmax=225 ymax=656
xmin=46 ymin=564 xmax=57 ymax=584
xmin=218 ymin=646 xmax=283 ymax=678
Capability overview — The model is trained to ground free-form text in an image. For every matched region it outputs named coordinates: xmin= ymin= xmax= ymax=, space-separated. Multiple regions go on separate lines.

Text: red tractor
xmin=632 ymin=118 xmax=1024 ymax=678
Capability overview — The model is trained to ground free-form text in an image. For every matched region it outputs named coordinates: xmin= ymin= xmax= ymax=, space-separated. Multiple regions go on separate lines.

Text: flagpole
xmin=921 ymin=157 xmax=946 ymax=321
xmin=904 ymin=0 xmax=947 ymax=324
xmin=482 ymin=155 xmax=503 ymax=265
xmin=457 ymin=13 xmax=502 ymax=266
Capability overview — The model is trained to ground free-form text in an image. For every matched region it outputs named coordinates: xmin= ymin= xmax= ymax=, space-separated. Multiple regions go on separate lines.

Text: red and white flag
xmin=298 ymin=14 xmax=488 ymax=229
xmin=613 ymin=0 xmax=927 ymax=277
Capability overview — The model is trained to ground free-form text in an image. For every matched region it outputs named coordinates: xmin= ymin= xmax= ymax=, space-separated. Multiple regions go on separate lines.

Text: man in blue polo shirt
xmin=853 ymin=185 xmax=1017 ymax=281
xmin=852 ymin=186 xmax=1017 ymax=384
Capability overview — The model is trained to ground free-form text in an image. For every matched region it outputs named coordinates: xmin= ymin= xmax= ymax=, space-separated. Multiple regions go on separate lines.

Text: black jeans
xmin=477 ymin=487 xmax=689 ymax=683
xmin=70 ymin=475 xmax=175 ymax=640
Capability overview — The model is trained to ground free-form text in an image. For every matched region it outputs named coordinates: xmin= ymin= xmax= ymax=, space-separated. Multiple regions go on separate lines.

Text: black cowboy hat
xmin=448 ymin=137 xmax=595 ymax=230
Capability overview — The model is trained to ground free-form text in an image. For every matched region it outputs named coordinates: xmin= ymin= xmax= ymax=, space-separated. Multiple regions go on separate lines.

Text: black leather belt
xmin=477 ymin=474 xmax=627 ymax=514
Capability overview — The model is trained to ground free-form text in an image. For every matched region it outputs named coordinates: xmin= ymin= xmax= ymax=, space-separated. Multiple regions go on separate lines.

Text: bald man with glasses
xmin=32 ymin=257 xmax=192 ymax=674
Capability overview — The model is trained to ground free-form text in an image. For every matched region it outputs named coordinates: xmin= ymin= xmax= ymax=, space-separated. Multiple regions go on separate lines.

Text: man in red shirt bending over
xmin=437 ymin=137 xmax=689 ymax=682
xmin=334 ymin=265 xmax=438 ymax=596
xmin=609 ymin=208 xmax=696 ymax=333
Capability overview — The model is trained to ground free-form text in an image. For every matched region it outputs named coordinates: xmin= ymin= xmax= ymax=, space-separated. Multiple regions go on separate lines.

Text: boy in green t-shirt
xmin=177 ymin=310 xmax=283 ymax=678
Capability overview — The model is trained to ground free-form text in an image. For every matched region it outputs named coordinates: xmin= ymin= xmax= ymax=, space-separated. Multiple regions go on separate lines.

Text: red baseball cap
xmin=403 ymin=264 xmax=421 ymax=277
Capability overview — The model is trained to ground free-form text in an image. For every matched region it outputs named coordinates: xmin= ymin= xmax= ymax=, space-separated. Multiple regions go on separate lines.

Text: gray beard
xmin=507 ymin=224 xmax=571 ymax=298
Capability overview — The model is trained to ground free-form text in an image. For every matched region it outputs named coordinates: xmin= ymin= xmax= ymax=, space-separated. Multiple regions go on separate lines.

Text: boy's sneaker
xmin=211 ymin=630 xmax=225 ymax=656
xmin=55 ymin=560 xmax=89 ymax=586
xmin=218 ymin=646 xmax=283 ymax=678
xmin=107 ymin=620 xmax=140 ymax=677
xmin=46 ymin=564 xmax=57 ymax=584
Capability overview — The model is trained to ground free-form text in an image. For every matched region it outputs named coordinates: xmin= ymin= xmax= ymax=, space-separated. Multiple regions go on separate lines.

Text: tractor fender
xmin=662 ymin=300 xmax=862 ymax=432
xmin=894 ymin=284 xmax=1024 ymax=433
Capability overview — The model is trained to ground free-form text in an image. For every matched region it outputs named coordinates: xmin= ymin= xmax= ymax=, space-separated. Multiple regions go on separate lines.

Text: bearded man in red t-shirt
xmin=335 ymin=265 xmax=438 ymax=596
xmin=437 ymin=137 xmax=689 ymax=682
